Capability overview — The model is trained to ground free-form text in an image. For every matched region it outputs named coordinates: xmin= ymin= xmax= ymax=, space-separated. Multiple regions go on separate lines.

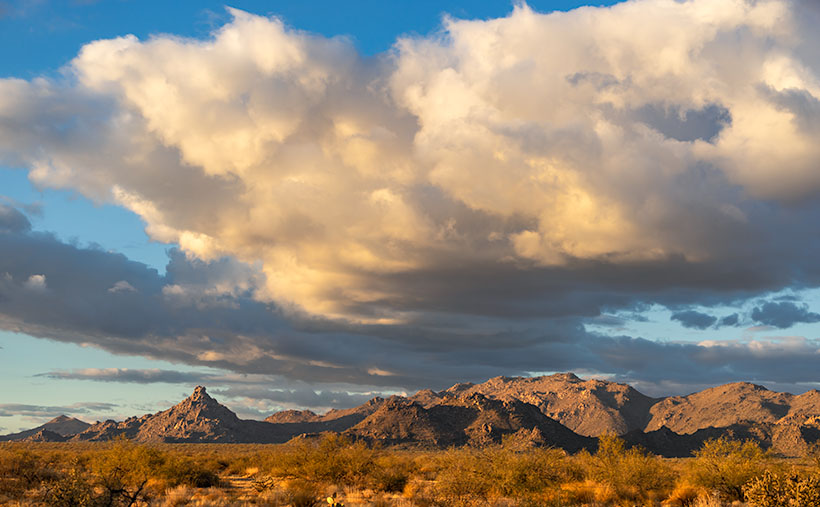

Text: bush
xmin=88 ymin=440 xmax=166 ymax=506
xmin=686 ymin=437 xmax=771 ymax=502
xmin=42 ymin=461 xmax=96 ymax=507
xmin=432 ymin=448 xmax=493 ymax=506
xmin=160 ymin=455 xmax=221 ymax=488
xmin=744 ymin=470 xmax=820 ymax=507
xmin=580 ymin=433 xmax=674 ymax=503
xmin=272 ymin=434 xmax=376 ymax=487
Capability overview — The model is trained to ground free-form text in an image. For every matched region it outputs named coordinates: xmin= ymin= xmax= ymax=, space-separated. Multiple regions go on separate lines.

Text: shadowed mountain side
xmin=0 ymin=415 xmax=90 ymax=442
xmin=447 ymin=373 xmax=658 ymax=436
xmin=22 ymin=429 xmax=69 ymax=443
xmin=345 ymin=393 xmax=594 ymax=452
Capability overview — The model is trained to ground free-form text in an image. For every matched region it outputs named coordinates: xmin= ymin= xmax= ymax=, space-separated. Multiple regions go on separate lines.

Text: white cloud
xmin=108 ymin=280 xmax=136 ymax=293
xmin=23 ymin=274 xmax=46 ymax=291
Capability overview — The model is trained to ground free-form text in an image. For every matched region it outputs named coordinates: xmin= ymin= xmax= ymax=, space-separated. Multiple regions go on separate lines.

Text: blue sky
xmin=2 ymin=0 xmax=820 ymax=434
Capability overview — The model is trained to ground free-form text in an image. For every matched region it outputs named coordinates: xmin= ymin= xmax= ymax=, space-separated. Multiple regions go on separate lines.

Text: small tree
xmin=90 ymin=440 xmax=164 ymax=506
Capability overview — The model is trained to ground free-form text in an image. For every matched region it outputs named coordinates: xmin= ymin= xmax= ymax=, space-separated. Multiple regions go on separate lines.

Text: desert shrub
xmin=486 ymin=447 xmax=579 ymax=500
xmin=273 ymin=434 xmax=376 ymax=487
xmin=580 ymin=433 xmax=675 ymax=502
xmin=686 ymin=437 xmax=771 ymax=502
xmin=282 ymin=478 xmax=323 ymax=507
xmin=431 ymin=448 xmax=493 ymax=506
xmin=370 ymin=453 xmax=417 ymax=492
xmin=0 ymin=447 xmax=61 ymax=498
xmin=744 ymin=470 xmax=820 ymax=507
xmin=88 ymin=440 xmax=166 ymax=506
xmin=160 ymin=455 xmax=221 ymax=488
xmin=42 ymin=460 xmax=97 ymax=507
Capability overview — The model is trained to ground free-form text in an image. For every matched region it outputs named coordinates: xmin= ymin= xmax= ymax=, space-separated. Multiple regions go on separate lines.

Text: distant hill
xmin=7 ymin=375 xmax=820 ymax=456
xmin=0 ymin=415 xmax=90 ymax=442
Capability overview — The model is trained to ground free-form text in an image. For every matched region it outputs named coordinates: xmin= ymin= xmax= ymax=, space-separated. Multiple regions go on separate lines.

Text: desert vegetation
xmin=1 ymin=435 xmax=819 ymax=506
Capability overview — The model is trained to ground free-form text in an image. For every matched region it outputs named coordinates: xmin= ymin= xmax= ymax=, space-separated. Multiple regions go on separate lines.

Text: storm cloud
xmin=2 ymin=0 xmax=820 ymax=396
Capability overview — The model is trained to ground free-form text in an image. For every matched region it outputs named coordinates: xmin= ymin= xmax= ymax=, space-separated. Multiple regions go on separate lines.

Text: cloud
xmin=210 ymin=386 xmax=380 ymax=411
xmin=38 ymin=368 xmax=217 ymax=384
xmin=718 ymin=313 xmax=740 ymax=327
xmin=0 ymin=203 xmax=31 ymax=233
xmin=0 ymin=401 xmax=116 ymax=418
xmin=751 ymin=301 xmax=820 ymax=329
xmin=671 ymin=310 xmax=717 ymax=330
xmin=0 ymin=1 xmax=820 ymax=394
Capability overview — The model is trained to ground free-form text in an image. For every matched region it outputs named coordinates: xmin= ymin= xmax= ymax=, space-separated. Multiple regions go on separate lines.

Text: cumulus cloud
xmin=1 ymin=1 xmax=820 ymax=393
xmin=751 ymin=301 xmax=820 ymax=328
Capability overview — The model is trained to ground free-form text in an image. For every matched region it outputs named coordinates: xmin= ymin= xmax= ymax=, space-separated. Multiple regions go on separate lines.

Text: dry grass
xmin=2 ymin=435 xmax=819 ymax=506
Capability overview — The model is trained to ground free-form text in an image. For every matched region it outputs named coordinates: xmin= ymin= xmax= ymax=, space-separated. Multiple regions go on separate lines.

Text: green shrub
xmin=686 ymin=437 xmax=771 ymax=502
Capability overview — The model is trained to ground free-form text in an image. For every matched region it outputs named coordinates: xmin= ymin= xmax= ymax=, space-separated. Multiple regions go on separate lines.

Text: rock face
xmin=449 ymin=373 xmax=658 ymax=436
xmin=0 ymin=415 xmax=90 ymax=442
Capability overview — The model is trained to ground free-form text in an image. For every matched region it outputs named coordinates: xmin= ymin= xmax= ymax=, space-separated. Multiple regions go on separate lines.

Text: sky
xmin=2 ymin=0 xmax=820 ymax=434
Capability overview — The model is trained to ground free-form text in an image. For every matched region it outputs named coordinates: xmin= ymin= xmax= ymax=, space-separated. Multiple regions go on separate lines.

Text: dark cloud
xmin=671 ymin=310 xmax=718 ymax=330
xmin=0 ymin=203 xmax=31 ymax=233
xmin=636 ymin=103 xmax=732 ymax=143
xmin=718 ymin=313 xmax=739 ymax=327
xmin=751 ymin=301 xmax=820 ymax=329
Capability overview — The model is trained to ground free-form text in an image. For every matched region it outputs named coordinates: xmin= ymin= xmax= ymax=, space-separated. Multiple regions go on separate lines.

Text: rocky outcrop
xmin=449 ymin=373 xmax=658 ymax=436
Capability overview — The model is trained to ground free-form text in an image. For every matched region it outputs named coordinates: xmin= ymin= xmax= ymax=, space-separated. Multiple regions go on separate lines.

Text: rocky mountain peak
xmin=190 ymin=385 xmax=211 ymax=402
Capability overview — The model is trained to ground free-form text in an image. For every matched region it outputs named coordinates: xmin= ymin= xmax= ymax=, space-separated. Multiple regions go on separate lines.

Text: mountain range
xmin=5 ymin=374 xmax=820 ymax=457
